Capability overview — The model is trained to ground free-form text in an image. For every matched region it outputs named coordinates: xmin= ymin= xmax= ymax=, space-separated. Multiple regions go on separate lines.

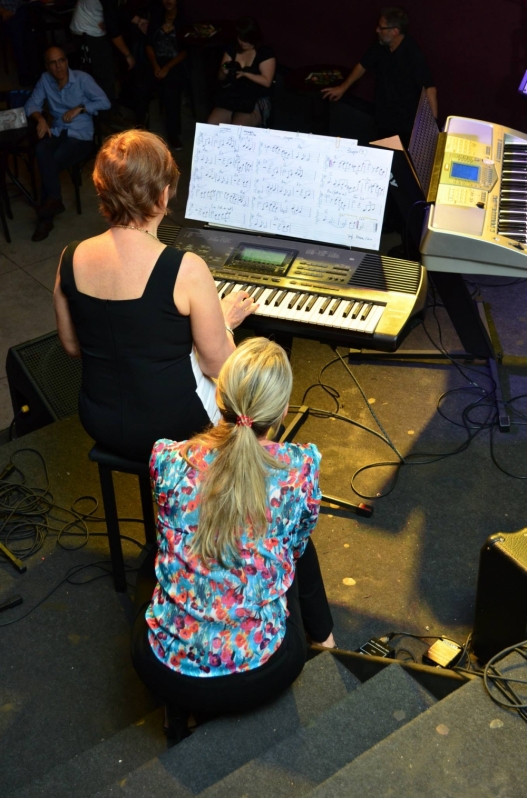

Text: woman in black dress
xmin=53 ymin=129 xmax=257 ymax=461
xmin=208 ymin=17 xmax=276 ymax=127
xmin=144 ymin=0 xmax=187 ymax=150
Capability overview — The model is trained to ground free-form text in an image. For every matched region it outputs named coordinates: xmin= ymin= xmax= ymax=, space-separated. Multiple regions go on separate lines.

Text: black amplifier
xmin=472 ymin=529 xmax=527 ymax=664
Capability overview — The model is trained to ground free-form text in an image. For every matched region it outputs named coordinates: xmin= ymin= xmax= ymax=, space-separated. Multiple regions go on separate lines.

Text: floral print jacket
xmin=147 ymin=438 xmax=321 ymax=677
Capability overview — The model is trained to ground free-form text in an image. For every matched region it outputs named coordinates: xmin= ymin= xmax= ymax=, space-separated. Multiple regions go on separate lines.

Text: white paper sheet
xmin=186 ymin=124 xmax=393 ymax=250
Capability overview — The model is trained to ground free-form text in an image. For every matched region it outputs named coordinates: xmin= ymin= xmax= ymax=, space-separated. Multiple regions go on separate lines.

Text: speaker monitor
xmin=5 ymin=331 xmax=81 ymax=437
xmin=472 ymin=529 xmax=527 ymax=664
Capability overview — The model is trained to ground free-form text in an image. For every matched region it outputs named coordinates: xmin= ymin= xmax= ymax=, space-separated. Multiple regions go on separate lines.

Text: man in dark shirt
xmin=322 ymin=7 xmax=437 ymax=146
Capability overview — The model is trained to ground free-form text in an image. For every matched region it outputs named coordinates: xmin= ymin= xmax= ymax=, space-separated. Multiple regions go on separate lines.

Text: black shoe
xmin=170 ymin=137 xmax=183 ymax=152
xmin=31 ymin=219 xmax=54 ymax=241
xmin=37 ymin=198 xmax=65 ymax=220
xmin=163 ymin=705 xmax=191 ymax=747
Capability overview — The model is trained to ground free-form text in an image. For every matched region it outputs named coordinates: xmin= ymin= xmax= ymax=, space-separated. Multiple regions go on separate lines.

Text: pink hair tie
xmin=236 ymin=415 xmax=254 ymax=428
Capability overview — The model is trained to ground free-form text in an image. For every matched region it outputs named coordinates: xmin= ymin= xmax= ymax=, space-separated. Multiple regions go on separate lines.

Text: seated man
xmin=24 ymin=46 xmax=111 ymax=241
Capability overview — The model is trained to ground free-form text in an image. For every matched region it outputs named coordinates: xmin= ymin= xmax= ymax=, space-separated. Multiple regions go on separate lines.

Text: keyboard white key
xmin=214 ymin=280 xmax=385 ymax=335
xmin=271 ymin=291 xmax=304 ymax=322
xmin=363 ymin=303 xmax=384 ymax=333
xmin=253 ymin=287 xmax=277 ymax=314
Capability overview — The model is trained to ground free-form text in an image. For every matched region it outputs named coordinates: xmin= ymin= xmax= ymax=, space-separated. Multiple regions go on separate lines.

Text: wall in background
xmin=187 ymin=0 xmax=527 ymax=131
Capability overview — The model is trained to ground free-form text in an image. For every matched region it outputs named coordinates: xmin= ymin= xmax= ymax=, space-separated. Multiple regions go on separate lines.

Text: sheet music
xmin=186 ymin=123 xmax=393 ymax=250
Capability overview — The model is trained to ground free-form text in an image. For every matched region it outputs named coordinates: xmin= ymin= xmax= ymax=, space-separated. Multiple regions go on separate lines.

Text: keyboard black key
xmin=351 ymin=302 xmax=364 ymax=319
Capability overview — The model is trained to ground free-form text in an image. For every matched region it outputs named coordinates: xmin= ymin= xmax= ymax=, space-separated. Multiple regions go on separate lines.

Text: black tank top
xmin=60 ymin=242 xmax=212 ymax=460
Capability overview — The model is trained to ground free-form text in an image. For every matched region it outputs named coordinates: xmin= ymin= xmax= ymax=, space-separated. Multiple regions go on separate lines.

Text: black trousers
xmin=35 ymin=131 xmax=93 ymax=202
xmin=83 ymin=34 xmax=116 ymax=103
xmin=135 ymin=63 xmax=186 ymax=145
xmin=130 ymin=538 xmax=333 ymax=714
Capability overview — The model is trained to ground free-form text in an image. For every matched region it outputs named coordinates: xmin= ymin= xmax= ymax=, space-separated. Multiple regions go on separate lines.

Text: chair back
xmin=8 ymin=90 xmax=32 ymax=110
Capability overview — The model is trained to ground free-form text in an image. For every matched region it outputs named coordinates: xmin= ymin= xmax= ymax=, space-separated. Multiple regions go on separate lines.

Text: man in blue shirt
xmin=25 ymin=46 xmax=111 ymax=241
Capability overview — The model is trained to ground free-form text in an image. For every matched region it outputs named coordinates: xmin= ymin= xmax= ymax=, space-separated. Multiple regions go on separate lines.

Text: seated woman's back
xmin=54 ymin=130 xmax=257 ymax=461
xmin=60 ymin=234 xmax=212 ymax=460
xmin=148 ymin=436 xmax=321 ymax=675
xmin=72 ymin=231 xmax=168 ymax=302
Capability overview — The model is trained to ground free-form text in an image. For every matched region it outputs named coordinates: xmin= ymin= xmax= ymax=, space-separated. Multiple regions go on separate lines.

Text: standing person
xmin=24 ymin=47 xmax=111 ymax=241
xmin=70 ymin=0 xmax=136 ymax=104
xmin=131 ymin=337 xmax=335 ymax=742
xmin=53 ymin=130 xmax=257 ymax=461
xmin=208 ymin=17 xmax=275 ymax=128
xmin=0 ymin=0 xmax=39 ymax=86
xmin=322 ymin=7 xmax=437 ymax=146
xmin=144 ymin=0 xmax=187 ymax=151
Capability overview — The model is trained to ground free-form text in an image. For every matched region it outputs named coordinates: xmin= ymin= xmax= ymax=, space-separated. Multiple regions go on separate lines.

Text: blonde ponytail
xmin=183 ymin=338 xmax=292 ymax=566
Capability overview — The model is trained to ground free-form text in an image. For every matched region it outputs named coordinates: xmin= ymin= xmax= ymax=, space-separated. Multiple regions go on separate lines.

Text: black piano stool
xmin=89 ymin=444 xmax=157 ymax=592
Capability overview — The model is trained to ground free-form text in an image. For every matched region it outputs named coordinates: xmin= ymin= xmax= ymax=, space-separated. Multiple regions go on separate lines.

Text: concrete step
xmin=308 ymin=658 xmax=527 ymax=798
xmin=195 ymin=661 xmax=437 ymax=798
xmin=94 ymin=651 xmax=360 ymax=797
xmin=5 ymin=707 xmax=166 ymax=798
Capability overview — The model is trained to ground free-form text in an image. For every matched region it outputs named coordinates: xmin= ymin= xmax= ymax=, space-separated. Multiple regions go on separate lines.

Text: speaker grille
xmin=350 ymin=254 xmax=422 ymax=294
xmin=157 ymin=221 xmax=182 ymax=246
xmin=15 ymin=334 xmax=82 ymax=420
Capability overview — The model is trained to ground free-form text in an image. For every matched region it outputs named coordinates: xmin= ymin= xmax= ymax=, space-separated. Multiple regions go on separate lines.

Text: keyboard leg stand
xmin=349 ymin=272 xmax=511 ymax=432
xmin=348 ymin=348 xmax=476 ymax=362
xmin=430 ymin=271 xmax=510 ymax=432
xmin=476 ymin=300 xmax=510 ymax=432
xmin=279 ymin=406 xmax=374 ymax=518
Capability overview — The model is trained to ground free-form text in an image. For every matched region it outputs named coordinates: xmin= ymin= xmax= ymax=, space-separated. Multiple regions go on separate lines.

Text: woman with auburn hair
xmin=131 ymin=337 xmax=335 ymax=742
xmin=53 ymin=129 xmax=257 ymax=460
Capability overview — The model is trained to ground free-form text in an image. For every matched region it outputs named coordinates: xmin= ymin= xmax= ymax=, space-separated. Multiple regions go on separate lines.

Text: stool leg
xmin=98 ymin=463 xmax=127 ymax=592
xmin=0 ymin=194 xmax=11 ymax=244
xmin=75 ymin=175 xmax=82 ymax=214
xmin=138 ymin=474 xmax=157 ymax=545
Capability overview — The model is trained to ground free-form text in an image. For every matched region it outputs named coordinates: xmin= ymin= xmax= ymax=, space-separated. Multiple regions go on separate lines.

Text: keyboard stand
xmin=348 ymin=271 xmax=511 ymax=432
xmin=279 ymin=405 xmax=373 ymax=518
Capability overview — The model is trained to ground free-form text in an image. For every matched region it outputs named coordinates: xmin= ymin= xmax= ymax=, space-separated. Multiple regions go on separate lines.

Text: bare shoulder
xmin=73 ymin=232 xmax=112 ymax=257
xmin=178 ymin=251 xmax=213 ymax=282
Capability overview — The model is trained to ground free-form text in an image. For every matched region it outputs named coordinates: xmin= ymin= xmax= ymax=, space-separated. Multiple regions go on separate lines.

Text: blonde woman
xmin=53 ymin=130 xmax=256 ymax=460
xmin=131 ymin=337 xmax=335 ymax=742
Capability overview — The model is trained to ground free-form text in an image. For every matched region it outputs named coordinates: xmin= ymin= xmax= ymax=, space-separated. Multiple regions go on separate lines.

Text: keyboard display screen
xmin=451 ymin=162 xmax=480 ymax=182
xmin=225 ymin=243 xmax=298 ymax=275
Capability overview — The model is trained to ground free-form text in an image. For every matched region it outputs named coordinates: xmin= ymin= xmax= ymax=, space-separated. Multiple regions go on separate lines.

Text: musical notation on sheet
xmin=186 ymin=124 xmax=393 ymax=249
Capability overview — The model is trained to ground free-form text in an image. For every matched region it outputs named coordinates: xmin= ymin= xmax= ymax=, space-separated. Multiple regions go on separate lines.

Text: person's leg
xmin=160 ymin=70 xmax=184 ymax=147
xmin=37 ymin=132 xmax=92 ymax=207
xmin=85 ymin=35 xmax=116 ymax=104
xmin=207 ymin=107 xmax=233 ymax=125
xmin=133 ymin=68 xmax=154 ymax=127
xmin=232 ymin=106 xmax=262 ymax=127
xmin=52 ymin=134 xmax=93 ymax=173
xmin=295 ymin=538 xmax=335 ymax=646
xmin=33 ymin=132 xmax=93 ymax=240
xmin=6 ymin=4 xmax=39 ymax=86
xmin=35 ymin=134 xmax=64 ymax=203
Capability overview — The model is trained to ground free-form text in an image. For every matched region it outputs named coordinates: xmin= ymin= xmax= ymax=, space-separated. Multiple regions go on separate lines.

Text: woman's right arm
xmin=174 ymin=252 xmax=257 ymax=377
xmin=146 ymin=44 xmax=159 ymax=72
xmin=217 ymin=50 xmax=231 ymax=81
xmin=53 ymin=259 xmax=81 ymax=358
